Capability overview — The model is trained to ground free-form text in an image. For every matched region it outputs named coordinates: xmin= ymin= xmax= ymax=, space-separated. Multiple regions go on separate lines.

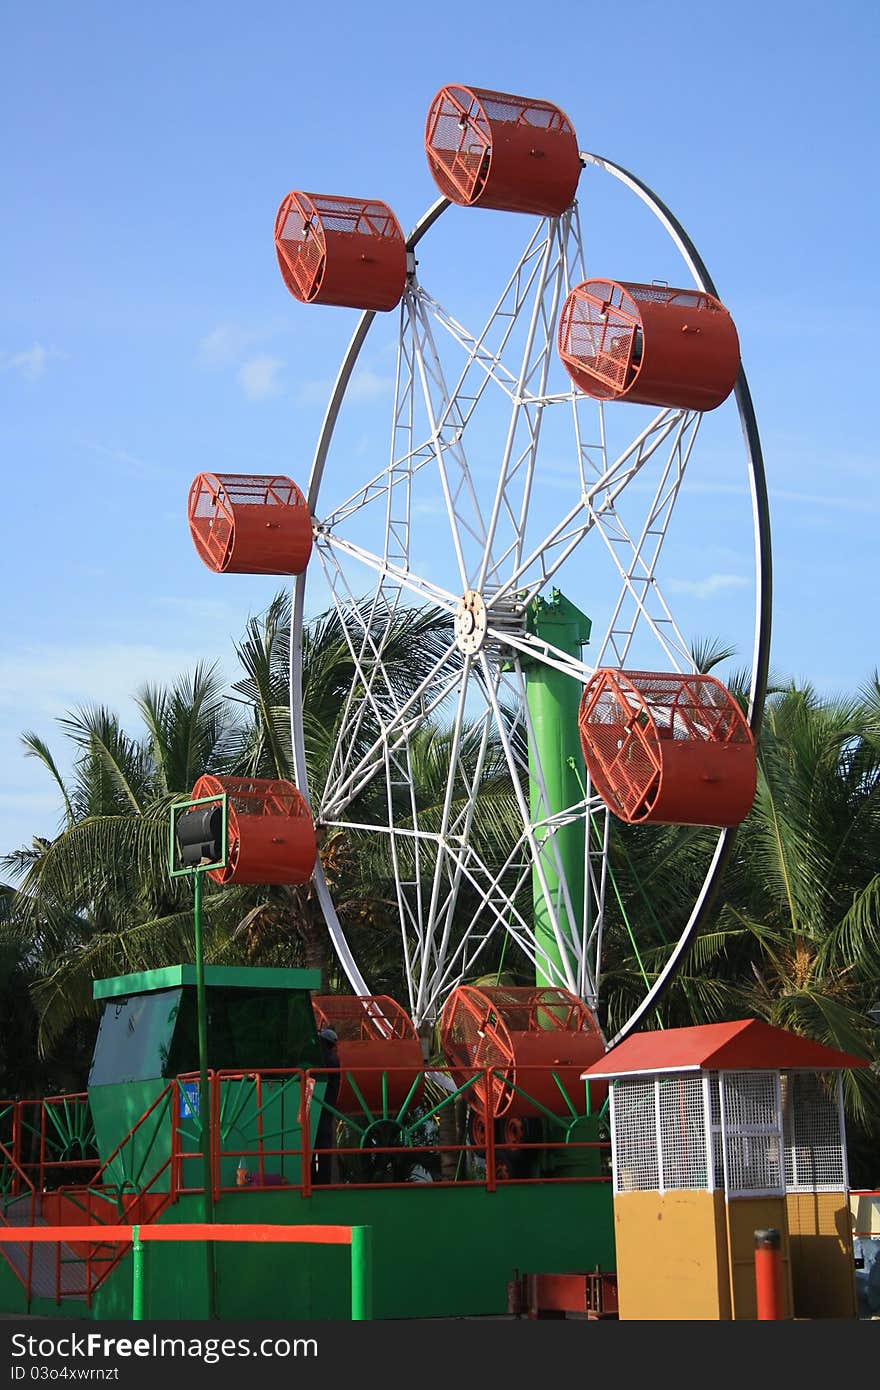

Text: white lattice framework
xmin=609 ymin=1069 xmax=849 ymax=1198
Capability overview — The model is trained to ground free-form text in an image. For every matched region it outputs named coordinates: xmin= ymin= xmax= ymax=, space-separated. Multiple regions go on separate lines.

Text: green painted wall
xmin=92 ymin=1184 xmax=615 ymax=1320
xmin=0 ymin=1183 xmax=614 ymax=1320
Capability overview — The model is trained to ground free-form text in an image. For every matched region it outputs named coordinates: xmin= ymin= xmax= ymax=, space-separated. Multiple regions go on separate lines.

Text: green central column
xmin=523 ymin=589 xmax=592 ymax=987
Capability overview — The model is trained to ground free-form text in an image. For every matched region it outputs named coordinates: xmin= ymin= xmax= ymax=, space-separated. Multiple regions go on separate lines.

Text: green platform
xmin=0 ymin=1183 xmax=614 ymax=1320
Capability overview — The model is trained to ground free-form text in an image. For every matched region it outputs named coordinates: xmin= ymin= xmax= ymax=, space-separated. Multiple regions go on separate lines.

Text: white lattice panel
xmin=782 ymin=1071 xmax=847 ymax=1191
xmin=612 ymin=1078 xmax=659 ymax=1192
xmin=708 ymin=1074 xmax=725 ymax=1188
xmin=720 ymin=1070 xmax=784 ymax=1196
xmin=658 ymin=1075 xmax=710 ymax=1190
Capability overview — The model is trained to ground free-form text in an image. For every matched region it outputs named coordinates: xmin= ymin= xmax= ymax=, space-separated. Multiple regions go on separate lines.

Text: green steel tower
xmin=523 ymin=589 xmax=592 ymax=988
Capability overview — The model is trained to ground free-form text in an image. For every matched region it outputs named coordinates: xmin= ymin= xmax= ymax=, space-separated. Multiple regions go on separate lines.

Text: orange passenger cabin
xmin=558 ymin=279 xmax=740 ymax=411
xmin=311 ymin=995 xmax=424 ymax=1114
xmin=578 ymin=669 xmax=757 ymax=827
xmin=187 ymin=473 xmax=312 ymax=576
xmin=189 ymin=775 xmax=317 ymax=886
xmin=440 ymin=985 xmax=606 ymax=1119
xmin=274 ymin=191 xmax=407 ymax=311
xmin=424 ymin=84 xmax=581 ymax=217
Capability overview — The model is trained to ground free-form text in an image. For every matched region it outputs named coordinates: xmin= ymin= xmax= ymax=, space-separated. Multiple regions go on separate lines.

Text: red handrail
xmin=0 ymin=1138 xmax=38 ymax=1297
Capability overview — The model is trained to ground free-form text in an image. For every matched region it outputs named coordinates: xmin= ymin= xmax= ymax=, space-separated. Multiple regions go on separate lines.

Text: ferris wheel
xmin=190 ymin=84 xmax=771 ymax=1047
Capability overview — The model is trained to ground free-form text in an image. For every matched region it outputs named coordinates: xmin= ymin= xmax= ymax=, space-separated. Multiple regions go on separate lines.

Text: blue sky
xmin=1 ymin=0 xmax=877 ymax=865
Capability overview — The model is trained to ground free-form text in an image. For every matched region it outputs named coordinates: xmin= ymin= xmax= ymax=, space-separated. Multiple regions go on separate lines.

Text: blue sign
xmin=180 ymin=1081 xmax=200 ymax=1120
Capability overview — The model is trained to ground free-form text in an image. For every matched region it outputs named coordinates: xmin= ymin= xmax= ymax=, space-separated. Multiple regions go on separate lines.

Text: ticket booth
xmin=582 ymin=1020 xmax=866 ymax=1319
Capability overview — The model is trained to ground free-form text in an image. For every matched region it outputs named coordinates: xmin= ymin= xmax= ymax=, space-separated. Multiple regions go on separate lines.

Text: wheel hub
xmin=454 ymin=589 xmax=488 ymax=654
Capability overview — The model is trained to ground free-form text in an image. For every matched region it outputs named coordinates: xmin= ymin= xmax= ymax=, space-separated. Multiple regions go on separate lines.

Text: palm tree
xmin=717 ymin=684 xmax=880 ymax=1117
xmin=2 ymin=665 xmax=247 ymax=1053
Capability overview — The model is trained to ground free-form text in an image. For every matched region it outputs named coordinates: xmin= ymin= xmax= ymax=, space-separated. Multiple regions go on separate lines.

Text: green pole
xmin=193 ymin=871 xmax=216 ymax=1318
xmin=131 ymin=1225 xmax=144 ymax=1320
xmin=524 ymin=590 xmax=592 ymax=987
xmin=350 ymin=1226 xmax=373 ymax=1320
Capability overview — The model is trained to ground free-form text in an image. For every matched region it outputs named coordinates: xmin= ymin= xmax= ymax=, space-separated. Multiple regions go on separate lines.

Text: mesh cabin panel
xmin=626 ymin=283 xmax=709 ymax=310
xmin=578 ymin=669 xmax=756 ymax=826
xmin=190 ymin=774 xmax=316 ymax=887
xmin=569 ymin=279 xmax=734 ymax=408
xmin=187 ymin=473 xmax=311 ymax=576
xmin=425 ymin=83 xmax=580 ymax=215
xmin=307 ymin=193 xmax=402 ymax=239
xmin=275 ymin=192 xmax=327 ymax=302
xmin=275 ymin=190 xmax=405 ymax=311
xmin=577 ymin=671 xmax=663 ymax=822
xmin=612 ymin=1078 xmax=660 ymax=1192
xmin=559 ymin=278 xmax=739 ymax=410
xmin=721 ymin=1070 xmax=784 ymax=1196
xmin=312 ymin=995 xmax=417 ymax=1043
xmin=782 ymin=1072 xmax=847 ymax=1191
xmin=440 ymin=985 xmax=604 ymax=1117
xmin=658 ymin=1075 xmax=710 ymax=1190
xmin=424 ymin=86 xmax=493 ymax=205
xmin=311 ymin=995 xmax=423 ymax=1113
xmin=439 ymin=986 xmax=514 ymax=1116
xmin=558 ymin=280 xmax=641 ymax=398
xmin=440 ymin=987 xmax=515 ymax=1070
xmin=187 ymin=474 xmax=235 ymax=572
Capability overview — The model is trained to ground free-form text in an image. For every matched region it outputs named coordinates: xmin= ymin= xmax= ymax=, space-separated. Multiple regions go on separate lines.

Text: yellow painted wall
xmin=725 ymin=1196 xmax=793 ymax=1319
xmin=614 ymin=1187 xmax=859 ymax=1319
xmin=614 ymin=1190 xmax=731 ymax=1320
xmin=786 ymin=1191 xmax=857 ymax=1319
xmin=615 ymin=1190 xmax=801 ymax=1319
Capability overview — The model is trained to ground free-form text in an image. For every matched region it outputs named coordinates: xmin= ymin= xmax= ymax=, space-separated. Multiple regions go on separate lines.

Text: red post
xmin=485 ymin=1071 xmax=496 ymax=1193
xmin=300 ymin=1069 xmax=312 ymax=1199
xmin=754 ymin=1227 xmax=784 ymax=1319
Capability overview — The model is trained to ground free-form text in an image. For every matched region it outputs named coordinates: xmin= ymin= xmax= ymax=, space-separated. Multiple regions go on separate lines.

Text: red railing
xmin=0 ymin=1222 xmax=374 ymax=1319
xmin=1 ymin=1094 xmax=98 ymax=1195
xmin=0 ymin=1139 xmax=38 ymax=1295
xmin=206 ymin=1064 xmax=610 ymax=1199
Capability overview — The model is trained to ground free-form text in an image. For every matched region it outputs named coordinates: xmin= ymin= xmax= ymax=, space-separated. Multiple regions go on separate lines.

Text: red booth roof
xmin=581 ymin=1019 xmax=870 ymax=1079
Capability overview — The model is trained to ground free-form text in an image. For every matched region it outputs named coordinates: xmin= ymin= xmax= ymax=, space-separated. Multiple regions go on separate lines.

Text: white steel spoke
xmin=476 ymin=214 xmax=568 ymax=594
xmin=590 ymin=411 xmax=702 ymax=672
xmin=316 ymin=549 xmax=427 ymax=812
xmin=407 ymin=291 xmax=489 ymax=589
xmin=476 ymin=650 xmax=579 ymax=994
xmin=316 ymin=530 xmax=459 ymax=612
xmin=488 ymin=407 xmax=683 ymax=609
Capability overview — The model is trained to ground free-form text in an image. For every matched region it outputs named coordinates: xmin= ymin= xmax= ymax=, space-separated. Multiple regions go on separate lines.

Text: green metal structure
xmin=0 ymin=961 xmax=615 ymax=1319
xmin=524 ymin=590 xmax=592 ymax=989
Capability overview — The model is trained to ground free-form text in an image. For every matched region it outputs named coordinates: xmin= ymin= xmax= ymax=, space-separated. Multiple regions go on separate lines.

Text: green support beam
xmin=523 ymin=590 xmax=592 ymax=988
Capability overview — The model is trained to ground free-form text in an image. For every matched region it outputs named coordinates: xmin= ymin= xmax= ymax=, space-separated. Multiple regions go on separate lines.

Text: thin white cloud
xmin=770 ymin=486 xmax=880 ymax=515
xmin=666 ymin=573 xmax=749 ymax=600
xmin=196 ymin=319 xmax=293 ymax=369
xmin=347 ymin=369 xmax=393 ymax=402
xmin=238 ymin=355 xmax=285 ymax=401
xmin=295 ymin=377 xmax=335 ymax=407
xmin=2 ymin=343 xmax=49 ymax=380
xmin=413 ymin=497 xmax=447 ymax=518
xmin=197 ymin=324 xmax=262 ymax=368
xmin=0 ymin=643 xmax=227 ymax=720
xmin=157 ymin=596 xmax=244 ymax=626
xmin=83 ymin=441 xmax=170 ymax=482
xmin=296 ymin=367 xmax=392 ymax=408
